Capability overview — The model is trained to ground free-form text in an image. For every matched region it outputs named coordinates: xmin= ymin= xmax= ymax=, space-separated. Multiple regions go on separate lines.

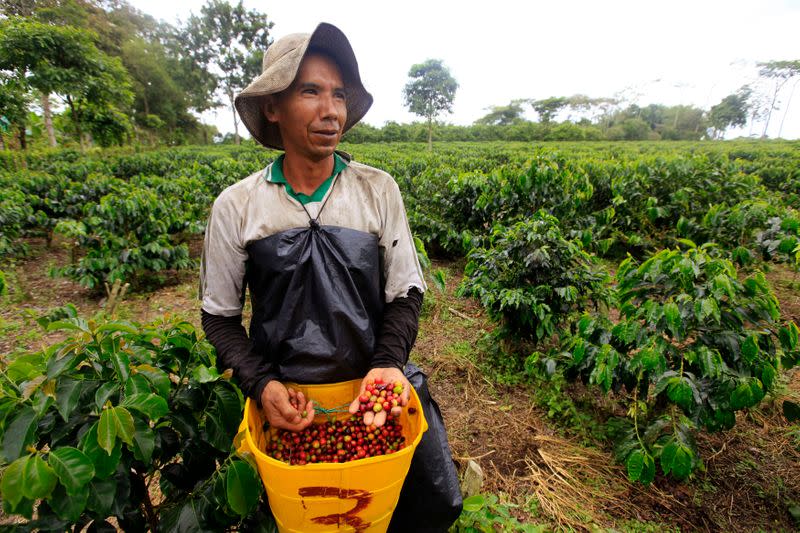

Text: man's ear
xmin=262 ymin=95 xmax=279 ymax=122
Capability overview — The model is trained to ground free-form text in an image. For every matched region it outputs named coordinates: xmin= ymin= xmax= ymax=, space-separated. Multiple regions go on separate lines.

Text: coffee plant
xmin=561 ymin=245 xmax=800 ymax=483
xmin=755 ymin=214 xmax=800 ymax=264
xmin=459 ymin=210 xmax=611 ymax=345
xmin=0 ymin=188 xmax=33 ymax=256
xmin=53 ymin=188 xmax=195 ymax=290
xmin=0 ymin=315 xmax=262 ymax=531
xmin=453 ymin=493 xmax=544 ymax=532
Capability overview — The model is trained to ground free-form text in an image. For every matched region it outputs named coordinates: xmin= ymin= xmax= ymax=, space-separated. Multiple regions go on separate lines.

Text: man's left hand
xmin=348 ymin=367 xmax=411 ymax=427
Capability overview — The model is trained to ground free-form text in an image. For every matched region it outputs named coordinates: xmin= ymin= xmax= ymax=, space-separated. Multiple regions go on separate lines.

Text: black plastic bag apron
xmin=245 ymin=186 xmax=463 ymax=530
xmin=245 ymin=208 xmax=383 ymax=384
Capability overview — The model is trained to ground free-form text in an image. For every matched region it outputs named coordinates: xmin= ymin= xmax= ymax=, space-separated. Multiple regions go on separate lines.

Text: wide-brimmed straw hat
xmin=234 ymin=22 xmax=373 ymax=150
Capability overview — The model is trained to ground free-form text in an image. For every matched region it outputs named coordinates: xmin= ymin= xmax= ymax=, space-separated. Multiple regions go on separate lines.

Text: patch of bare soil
xmin=0 ymin=237 xmax=96 ymax=356
xmin=0 ymin=236 xmax=203 ymax=358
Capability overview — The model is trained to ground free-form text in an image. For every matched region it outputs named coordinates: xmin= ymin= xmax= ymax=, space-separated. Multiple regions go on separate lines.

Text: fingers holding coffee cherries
xmin=348 ymin=369 xmax=410 ymax=427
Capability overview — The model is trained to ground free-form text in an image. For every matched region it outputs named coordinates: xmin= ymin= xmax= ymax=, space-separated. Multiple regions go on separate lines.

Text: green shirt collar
xmin=266 ymin=152 xmax=348 ymax=205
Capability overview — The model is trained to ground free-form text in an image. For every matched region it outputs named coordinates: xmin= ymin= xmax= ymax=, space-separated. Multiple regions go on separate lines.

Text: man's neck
xmin=281 ymin=151 xmax=335 ymax=195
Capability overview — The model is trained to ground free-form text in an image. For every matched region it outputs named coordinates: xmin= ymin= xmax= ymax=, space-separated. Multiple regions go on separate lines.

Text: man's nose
xmin=319 ymin=92 xmax=341 ymax=122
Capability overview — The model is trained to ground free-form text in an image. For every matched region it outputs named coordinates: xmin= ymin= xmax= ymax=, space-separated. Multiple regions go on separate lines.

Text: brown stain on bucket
xmin=298 ymin=486 xmax=373 ymax=532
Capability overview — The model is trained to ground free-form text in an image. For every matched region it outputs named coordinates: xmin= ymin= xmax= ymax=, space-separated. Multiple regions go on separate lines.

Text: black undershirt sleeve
xmin=371 ymin=287 xmax=424 ymax=370
xmin=201 ymin=310 xmax=277 ymax=404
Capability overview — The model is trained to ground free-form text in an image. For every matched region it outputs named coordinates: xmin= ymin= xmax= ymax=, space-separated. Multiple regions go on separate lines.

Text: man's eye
xmin=335 ymin=92 xmax=347 ymax=100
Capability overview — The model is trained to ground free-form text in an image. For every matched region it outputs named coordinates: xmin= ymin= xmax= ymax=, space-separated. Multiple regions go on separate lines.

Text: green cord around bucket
xmin=310 ymin=401 xmax=352 ymax=422
xmin=261 ymin=401 xmax=353 ymax=431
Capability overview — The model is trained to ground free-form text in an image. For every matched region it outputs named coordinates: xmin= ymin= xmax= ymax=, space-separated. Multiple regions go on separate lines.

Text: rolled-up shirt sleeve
xmin=200 ymin=193 xmax=248 ymax=317
xmin=379 ymin=180 xmax=427 ymax=303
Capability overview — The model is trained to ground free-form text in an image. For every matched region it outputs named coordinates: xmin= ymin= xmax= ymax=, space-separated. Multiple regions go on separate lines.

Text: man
xmin=200 ymin=23 xmax=461 ymax=531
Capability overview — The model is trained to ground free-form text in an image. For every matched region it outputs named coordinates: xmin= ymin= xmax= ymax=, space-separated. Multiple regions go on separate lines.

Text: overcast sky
xmin=132 ymin=0 xmax=800 ymax=139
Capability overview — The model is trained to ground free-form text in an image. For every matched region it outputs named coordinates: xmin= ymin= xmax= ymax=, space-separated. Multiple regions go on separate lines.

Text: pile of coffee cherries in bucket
xmin=264 ymin=379 xmax=411 ymax=465
xmin=264 ymin=415 xmax=406 ymax=465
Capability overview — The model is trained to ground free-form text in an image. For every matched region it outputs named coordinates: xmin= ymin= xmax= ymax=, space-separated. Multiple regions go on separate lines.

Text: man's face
xmin=265 ymin=53 xmax=347 ymax=161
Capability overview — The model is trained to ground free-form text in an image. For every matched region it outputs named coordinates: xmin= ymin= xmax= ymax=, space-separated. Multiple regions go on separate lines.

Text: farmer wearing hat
xmin=200 ymin=22 xmax=462 ymax=531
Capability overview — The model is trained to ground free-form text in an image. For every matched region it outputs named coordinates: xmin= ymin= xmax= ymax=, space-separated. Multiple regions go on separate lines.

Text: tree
xmin=0 ymin=17 xmax=133 ymax=149
xmin=403 ymin=59 xmax=458 ymax=150
xmin=182 ymin=0 xmax=272 ymax=145
xmin=530 ymin=96 xmax=570 ymax=125
xmin=756 ymin=59 xmax=800 ymax=138
xmin=708 ymin=87 xmax=751 ymax=139
xmin=0 ymin=73 xmax=30 ymax=149
xmin=121 ymin=37 xmax=190 ymax=141
xmin=561 ymin=95 xmax=618 ymax=124
xmin=475 ymin=100 xmax=526 ymax=126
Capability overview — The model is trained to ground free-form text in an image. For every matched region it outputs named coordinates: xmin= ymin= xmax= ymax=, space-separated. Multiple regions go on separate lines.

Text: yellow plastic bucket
xmin=237 ymin=379 xmax=429 ymax=533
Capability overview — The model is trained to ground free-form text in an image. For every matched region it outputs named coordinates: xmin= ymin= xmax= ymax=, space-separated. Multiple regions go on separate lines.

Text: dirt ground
xmin=2 ymin=241 xmax=799 ymax=531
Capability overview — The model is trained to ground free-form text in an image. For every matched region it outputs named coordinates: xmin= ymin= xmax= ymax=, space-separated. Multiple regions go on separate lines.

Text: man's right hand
xmin=260 ymin=380 xmax=314 ymax=431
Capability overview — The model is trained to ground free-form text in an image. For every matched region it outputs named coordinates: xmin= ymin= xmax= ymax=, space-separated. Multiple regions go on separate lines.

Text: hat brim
xmin=234 ymin=22 xmax=373 ymax=150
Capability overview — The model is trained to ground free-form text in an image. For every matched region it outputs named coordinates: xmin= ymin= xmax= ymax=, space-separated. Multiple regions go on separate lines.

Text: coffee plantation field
xmin=1 ymin=140 xmax=800 ymax=531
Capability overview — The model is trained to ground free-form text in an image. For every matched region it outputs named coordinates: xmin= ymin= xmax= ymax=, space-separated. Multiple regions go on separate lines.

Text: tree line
xmin=1 ymin=1 xmax=798 ymax=150
xmin=372 ymin=59 xmax=800 ymax=144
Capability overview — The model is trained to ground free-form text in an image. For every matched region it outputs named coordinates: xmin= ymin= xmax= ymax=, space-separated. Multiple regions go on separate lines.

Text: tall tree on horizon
xmin=474 ymin=100 xmax=526 ymax=126
xmin=403 ymin=59 xmax=458 ymax=150
xmin=757 ymin=60 xmax=800 ymax=138
xmin=708 ymin=86 xmax=751 ymax=139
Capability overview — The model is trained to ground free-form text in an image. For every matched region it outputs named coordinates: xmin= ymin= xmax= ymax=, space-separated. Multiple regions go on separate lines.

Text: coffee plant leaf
xmin=730 ymin=379 xmax=763 ymax=410
xmin=2 ymin=406 xmax=38 ymax=462
xmin=7 ymin=352 xmax=45 ymax=383
xmin=132 ymin=364 xmax=171 ymax=398
xmin=87 ymin=477 xmax=116 ymax=516
xmin=54 ymin=378 xmax=84 ymax=422
xmin=47 ymin=317 xmax=91 ymax=335
xmin=22 ymin=454 xmax=58 ymax=500
xmin=667 ymin=378 xmax=695 ymax=411
xmin=48 ymin=482 xmax=89 ymax=522
xmin=626 ymin=449 xmax=655 ymax=485
xmin=760 ymin=362 xmax=777 ymax=390
xmin=193 ymin=365 xmax=221 ymax=384
xmin=109 ymin=349 xmax=131 ymax=383
xmin=660 ymin=439 xmax=694 ymax=480
xmin=122 ymin=393 xmax=169 ymax=421
xmin=48 ymin=447 xmax=95 ymax=495
xmin=663 ymin=302 xmax=681 ymax=339
xmin=225 ymin=460 xmax=261 ymax=517
xmin=97 ymin=409 xmax=118 ymax=454
xmin=124 ymin=374 xmax=151 ymax=397
xmin=1 ymin=455 xmax=29 ymax=506
xmin=696 ymin=346 xmax=724 ymax=379
xmin=109 ymin=406 xmax=135 ymax=446
xmin=780 ymin=322 xmax=800 ymax=350
xmin=741 ymin=335 xmax=760 ymax=365
xmin=462 ymin=494 xmax=487 ymax=512
xmin=132 ymin=417 xmax=156 ymax=464
xmin=94 ymin=382 xmax=119 ymax=411
xmin=79 ymin=423 xmax=122 ymax=479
